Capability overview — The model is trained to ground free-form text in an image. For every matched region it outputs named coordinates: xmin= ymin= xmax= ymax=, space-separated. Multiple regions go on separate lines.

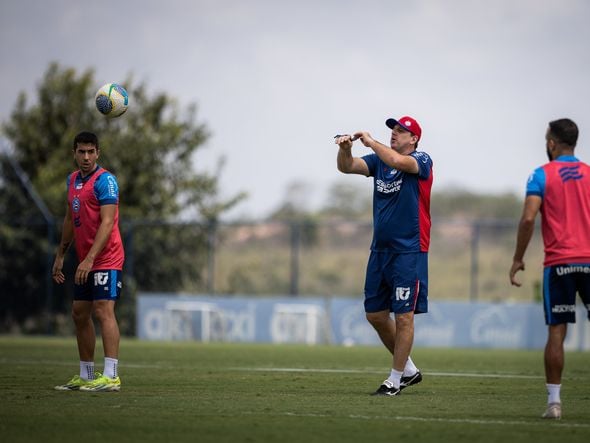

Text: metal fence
xmin=198 ymin=218 xmax=543 ymax=302
xmin=1 ymin=216 xmax=544 ymax=334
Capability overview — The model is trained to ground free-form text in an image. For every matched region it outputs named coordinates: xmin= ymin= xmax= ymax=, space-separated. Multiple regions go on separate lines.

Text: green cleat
xmin=79 ymin=374 xmax=121 ymax=392
xmin=54 ymin=374 xmax=97 ymax=391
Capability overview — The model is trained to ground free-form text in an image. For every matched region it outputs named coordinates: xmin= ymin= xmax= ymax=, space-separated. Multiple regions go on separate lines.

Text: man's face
xmin=73 ymin=143 xmax=99 ymax=175
xmin=390 ymin=124 xmax=417 ymax=152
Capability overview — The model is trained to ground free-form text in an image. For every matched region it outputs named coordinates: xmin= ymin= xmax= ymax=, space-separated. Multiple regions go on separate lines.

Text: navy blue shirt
xmin=362 ymin=151 xmax=433 ymax=252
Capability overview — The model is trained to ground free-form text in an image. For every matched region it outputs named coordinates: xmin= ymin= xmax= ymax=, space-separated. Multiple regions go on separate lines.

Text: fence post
xmin=123 ymin=221 xmax=135 ymax=290
xmin=289 ymin=222 xmax=300 ymax=296
xmin=470 ymin=221 xmax=480 ymax=301
xmin=207 ymin=220 xmax=217 ymax=294
xmin=45 ymin=221 xmax=55 ymax=334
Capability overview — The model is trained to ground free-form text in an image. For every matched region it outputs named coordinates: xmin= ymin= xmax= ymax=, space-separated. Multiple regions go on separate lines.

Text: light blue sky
xmin=2 ymin=0 xmax=590 ymax=219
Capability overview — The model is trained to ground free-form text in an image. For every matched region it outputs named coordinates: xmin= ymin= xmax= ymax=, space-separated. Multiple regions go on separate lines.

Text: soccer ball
xmin=95 ymin=83 xmax=129 ymax=117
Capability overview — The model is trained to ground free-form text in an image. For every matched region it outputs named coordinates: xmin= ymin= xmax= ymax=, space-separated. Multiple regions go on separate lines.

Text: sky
xmin=1 ymin=0 xmax=590 ymax=219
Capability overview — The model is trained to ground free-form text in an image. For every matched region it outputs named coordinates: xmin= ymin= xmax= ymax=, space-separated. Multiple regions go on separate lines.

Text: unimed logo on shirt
xmin=106 ymin=175 xmax=117 ymax=198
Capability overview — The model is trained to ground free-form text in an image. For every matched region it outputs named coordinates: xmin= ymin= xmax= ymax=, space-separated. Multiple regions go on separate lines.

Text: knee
xmin=366 ymin=312 xmax=389 ymax=329
xmin=71 ymin=308 xmax=90 ymax=326
xmin=394 ymin=313 xmax=414 ymax=331
xmin=92 ymin=304 xmax=114 ymax=324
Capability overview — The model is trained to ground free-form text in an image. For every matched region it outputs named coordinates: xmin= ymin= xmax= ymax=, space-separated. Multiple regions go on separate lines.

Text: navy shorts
xmin=364 ymin=251 xmax=428 ymax=314
xmin=543 ymin=263 xmax=590 ymax=325
xmin=74 ymin=270 xmax=123 ymax=301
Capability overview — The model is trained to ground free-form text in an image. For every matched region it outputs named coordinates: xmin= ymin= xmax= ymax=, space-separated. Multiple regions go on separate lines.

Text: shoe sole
xmin=80 ymin=386 xmax=121 ymax=392
xmin=371 ymin=391 xmax=401 ymax=397
xmin=371 ymin=383 xmax=401 ymax=396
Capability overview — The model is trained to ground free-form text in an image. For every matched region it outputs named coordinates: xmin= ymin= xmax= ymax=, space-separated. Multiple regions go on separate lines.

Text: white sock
xmin=403 ymin=356 xmax=418 ymax=377
xmin=546 ymin=383 xmax=561 ymax=404
xmin=80 ymin=361 xmax=95 ymax=381
xmin=104 ymin=357 xmax=118 ymax=379
xmin=386 ymin=369 xmax=403 ymax=389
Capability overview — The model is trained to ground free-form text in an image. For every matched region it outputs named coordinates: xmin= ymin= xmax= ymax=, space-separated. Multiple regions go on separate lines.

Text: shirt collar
xmin=79 ymin=165 xmax=100 ymax=181
xmin=555 ymin=155 xmax=578 ymax=162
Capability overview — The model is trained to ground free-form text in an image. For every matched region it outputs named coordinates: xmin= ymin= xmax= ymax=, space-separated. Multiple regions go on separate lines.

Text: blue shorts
xmin=74 ymin=270 xmax=122 ymax=301
xmin=364 ymin=251 xmax=428 ymax=314
xmin=543 ymin=263 xmax=590 ymax=325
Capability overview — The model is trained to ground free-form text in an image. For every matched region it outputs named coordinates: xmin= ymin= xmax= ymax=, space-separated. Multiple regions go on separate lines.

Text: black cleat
xmin=371 ymin=380 xmax=401 ymax=396
xmin=400 ymin=371 xmax=422 ymax=390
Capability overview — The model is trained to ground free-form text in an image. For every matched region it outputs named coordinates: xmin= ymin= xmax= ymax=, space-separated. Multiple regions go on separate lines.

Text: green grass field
xmin=1 ymin=336 xmax=589 ymax=443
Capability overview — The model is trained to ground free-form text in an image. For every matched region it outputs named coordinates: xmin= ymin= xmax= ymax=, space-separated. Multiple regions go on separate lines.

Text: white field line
xmin=0 ymin=358 xmax=554 ymax=380
xmin=231 ymin=367 xmax=544 ymax=379
xmin=255 ymin=411 xmax=590 ymax=429
xmin=0 ymin=358 xmax=162 ymax=369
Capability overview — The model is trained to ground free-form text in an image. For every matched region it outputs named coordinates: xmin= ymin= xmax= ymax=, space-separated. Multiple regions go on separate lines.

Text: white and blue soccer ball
xmin=95 ymin=83 xmax=129 ymax=117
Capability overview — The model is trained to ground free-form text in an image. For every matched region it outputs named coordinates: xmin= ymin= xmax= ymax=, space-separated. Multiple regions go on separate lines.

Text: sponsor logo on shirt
xmin=376 ymin=178 xmax=402 ymax=194
xmin=106 ymin=175 xmax=117 ymax=198
xmin=551 ymin=304 xmax=575 ymax=313
xmin=558 ymin=165 xmax=583 ymax=183
xmin=94 ymin=272 xmax=109 ymax=286
xmin=395 ymin=287 xmax=410 ymax=301
xmin=555 ymin=265 xmax=590 ymax=276
xmin=413 ymin=151 xmax=430 ymax=164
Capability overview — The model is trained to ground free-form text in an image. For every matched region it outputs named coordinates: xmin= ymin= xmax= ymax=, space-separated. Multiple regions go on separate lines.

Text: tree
xmin=0 ymin=62 xmax=245 ymax=333
xmin=430 ymin=188 xmax=522 ymax=219
xmin=319 ymin=180 xmax=372 ymax=220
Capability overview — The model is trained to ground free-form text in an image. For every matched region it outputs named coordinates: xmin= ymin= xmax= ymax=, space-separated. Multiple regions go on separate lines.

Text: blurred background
xmin=1 ymin=0 xmax=588 ymax=345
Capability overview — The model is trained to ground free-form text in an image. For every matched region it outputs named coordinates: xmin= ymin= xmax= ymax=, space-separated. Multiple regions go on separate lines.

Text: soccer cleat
xmin=400 ymin=371 xmax=423 ymax=390
xmin=542 ymin=402 xmax=561 ymax=419
xmin=54 ymin=374 xmax=94 ymax=391
xmin=371 ymin=380 xmax=401 ymax=396
xmin=79 ymin=374 xmax=121 ymax=392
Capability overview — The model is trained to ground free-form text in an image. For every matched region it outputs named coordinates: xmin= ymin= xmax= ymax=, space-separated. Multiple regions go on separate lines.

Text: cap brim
xmin=385 ymin=118 xmax=399 ymax=130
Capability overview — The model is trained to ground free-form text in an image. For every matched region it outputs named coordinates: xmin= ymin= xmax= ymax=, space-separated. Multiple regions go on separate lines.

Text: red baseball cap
xmin=385 ymin=116 xmax=422 ymax=141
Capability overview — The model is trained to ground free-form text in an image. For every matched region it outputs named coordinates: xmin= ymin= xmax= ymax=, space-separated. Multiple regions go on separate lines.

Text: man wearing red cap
xmin=335 ymin=116 xmax=433 ymax=396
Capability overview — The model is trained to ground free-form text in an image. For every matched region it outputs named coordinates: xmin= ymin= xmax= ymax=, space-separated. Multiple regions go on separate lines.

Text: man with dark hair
xmin=52 ymin=131 xmax=125 ymax=392
xmin=335 ymin=115 xmax=433 ymax=396
xmin=510 ymin=118 xmax=590 ymax=419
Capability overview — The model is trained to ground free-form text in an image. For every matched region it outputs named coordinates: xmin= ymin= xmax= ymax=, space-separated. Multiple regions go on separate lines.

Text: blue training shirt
xmin=362 ymin=151 xmax=433 ymax=252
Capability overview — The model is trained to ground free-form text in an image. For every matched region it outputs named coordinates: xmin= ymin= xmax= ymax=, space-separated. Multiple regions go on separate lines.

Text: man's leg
xmin=78 ymin=300 xmax=121 ymax=392
xmin=72 ymin=300 xmax=95 ymax=362
xmin=366 ymin=310 xmax=401 ymax=395
xmin=366 ymin=309 xmax=396 ymax=355
xmin=393 ymin=311 xmax=415 ymax=373
xmin=93 ymin=300 xmax=120 ymax=359
xmin=542 ymin=323 xmax=567 ymax=419
xmin=54 ymin=300 xmax=96 ymax=390
xmin=544 ymin=323 xmax=567 ymax=384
